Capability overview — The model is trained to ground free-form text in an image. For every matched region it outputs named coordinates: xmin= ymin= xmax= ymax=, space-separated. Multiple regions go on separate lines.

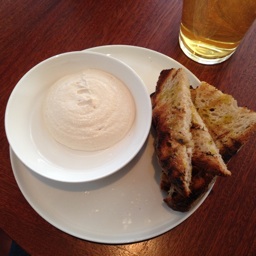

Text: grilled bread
xmin=161 ymin=104 xmax=231 ymax=212
xmin=160 ymin=103 xmax=231 ymax=211
xmin=191 ymin=82 xmax=256 ymax=162
xmin=152 ymin=69 xmax=233 ymax=211
xmin=161 ymin=169 xmax=215 ymax=212
xmin=151 ymin=68 xmax=193 ymax=197
xmin=191 ymin=104 xmax=231 ymax=177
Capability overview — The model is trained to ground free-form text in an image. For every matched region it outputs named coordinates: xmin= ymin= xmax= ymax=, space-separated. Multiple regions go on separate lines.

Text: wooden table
xmin=1 ymin=1 xmax=256 ymax=255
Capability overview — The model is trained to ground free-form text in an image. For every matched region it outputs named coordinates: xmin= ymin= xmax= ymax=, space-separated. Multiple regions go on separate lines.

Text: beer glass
xmin=179 ymin=0 xmax=256 ymax=64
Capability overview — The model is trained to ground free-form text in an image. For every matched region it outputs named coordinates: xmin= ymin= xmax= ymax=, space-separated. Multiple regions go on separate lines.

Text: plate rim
xmin=4 ymin=50 xmax=152 ymax=182
xmin=9 ymin=45 xmax=214 ymax=244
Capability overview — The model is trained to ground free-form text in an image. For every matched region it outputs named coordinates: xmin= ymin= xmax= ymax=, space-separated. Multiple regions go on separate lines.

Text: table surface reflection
xmin=0 ymin=1 xmax=256 ymax=255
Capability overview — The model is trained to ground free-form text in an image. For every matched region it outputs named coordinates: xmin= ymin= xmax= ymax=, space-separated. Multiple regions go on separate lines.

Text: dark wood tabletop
xmin=1 ymin=1 xmax=256 ymax=255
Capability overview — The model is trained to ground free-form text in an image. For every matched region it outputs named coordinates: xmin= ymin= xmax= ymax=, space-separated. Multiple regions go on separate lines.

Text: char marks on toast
xmin=191 ymin=82 xmax=256 ymax=162
xmin=151 ymin=69 xmax=238 ymax=212
xmin=152 ymin=68 xmax=193 ymax=197
xmin=191 ymin=105 xmax=231 ymax=176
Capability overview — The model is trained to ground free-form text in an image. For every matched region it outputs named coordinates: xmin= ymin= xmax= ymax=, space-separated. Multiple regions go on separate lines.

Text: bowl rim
xmin=5 ymin=51 xmax=152 ymax=183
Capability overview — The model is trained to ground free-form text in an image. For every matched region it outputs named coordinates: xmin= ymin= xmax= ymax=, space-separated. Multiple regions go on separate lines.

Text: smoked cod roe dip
xmin=43 ymin=69 xmax=136 ymax=151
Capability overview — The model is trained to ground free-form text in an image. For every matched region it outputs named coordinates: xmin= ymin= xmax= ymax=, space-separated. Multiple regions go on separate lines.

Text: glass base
xmin=179 ymin=35 xmax=235 ymax=65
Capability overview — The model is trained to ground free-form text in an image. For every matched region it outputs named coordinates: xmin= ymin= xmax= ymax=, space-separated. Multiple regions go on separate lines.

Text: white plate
xmin=5 ymin=51 xmax=151 ymax=182
xmin=10 ymin=45 xmax=213 ymax=244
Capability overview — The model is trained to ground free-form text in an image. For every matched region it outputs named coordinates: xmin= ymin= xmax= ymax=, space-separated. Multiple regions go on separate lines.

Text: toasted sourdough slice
xmin=160 ymin=104 xmax=230 ymax=212
xmin=151 ymin=68 xmax=193 ymax=197
xmin=152 ymin=70 xmax=232 ymax=211
xmin=161 ymin=169 xmax=215 ymax=212
xmin=191 ymin=82 xmax=256 ymax=162
xmin=191 ymin=105 xmax=231 ymax=176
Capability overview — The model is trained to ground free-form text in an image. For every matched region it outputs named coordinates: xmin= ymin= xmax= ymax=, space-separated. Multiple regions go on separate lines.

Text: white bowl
xmin=5 ymin=51 xmax=152 ymax=182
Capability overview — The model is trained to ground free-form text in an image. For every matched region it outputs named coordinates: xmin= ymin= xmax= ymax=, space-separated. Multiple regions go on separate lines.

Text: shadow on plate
xmin=27 ymin=136 xmax=149 ymax=193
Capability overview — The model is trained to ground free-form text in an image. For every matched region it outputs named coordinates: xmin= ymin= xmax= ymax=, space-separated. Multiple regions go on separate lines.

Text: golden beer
xmin=179 ymin=0 xmax=256 ymax=64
